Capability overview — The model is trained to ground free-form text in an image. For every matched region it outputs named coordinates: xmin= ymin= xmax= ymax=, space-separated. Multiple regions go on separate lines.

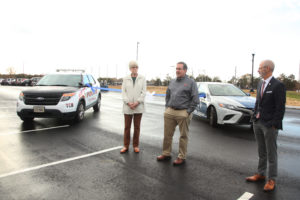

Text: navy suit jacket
xmin=253 ymin=77 xmax=286 ymax=130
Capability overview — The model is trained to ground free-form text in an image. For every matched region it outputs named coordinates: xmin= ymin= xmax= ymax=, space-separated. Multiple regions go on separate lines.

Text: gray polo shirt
xmin=165 ymin=75 xmax=200 ymax=114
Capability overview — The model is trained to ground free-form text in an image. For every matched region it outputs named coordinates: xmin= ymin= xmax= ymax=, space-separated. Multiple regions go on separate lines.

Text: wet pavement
xmin=0 ymin=86 xmax=299 ymax=200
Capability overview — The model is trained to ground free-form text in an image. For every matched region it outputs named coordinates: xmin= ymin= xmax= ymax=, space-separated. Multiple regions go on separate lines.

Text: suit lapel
xmin=261 ymin=77 xmax=274 ymax=101
xmin=258 ymin=80 xmax=264 ymax=100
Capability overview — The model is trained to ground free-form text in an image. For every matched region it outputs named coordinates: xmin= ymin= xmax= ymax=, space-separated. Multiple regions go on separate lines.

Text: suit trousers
xmin=162 ymin=108 xmax=192 ymax=159
xmin=253 ymin=120 xmax=278 ymax=181
xmin=124 ymin=114 xmax=142 ymax=148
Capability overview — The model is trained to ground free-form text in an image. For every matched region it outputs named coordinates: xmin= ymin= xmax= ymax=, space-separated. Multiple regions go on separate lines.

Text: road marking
xmin=0 ymin=146 xmax=123 ymax=179
xmin=0 ymin=125 xmax=70 ymax=136
xmin=0 ymin=115 xmax=18 ymax=118
xmin=237 ymin=192 xmax=254 ymax=200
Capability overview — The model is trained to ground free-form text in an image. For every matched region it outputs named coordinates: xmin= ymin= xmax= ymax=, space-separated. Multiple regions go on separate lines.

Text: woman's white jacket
xmin=122 ymin=74 xmax=146 ymax=114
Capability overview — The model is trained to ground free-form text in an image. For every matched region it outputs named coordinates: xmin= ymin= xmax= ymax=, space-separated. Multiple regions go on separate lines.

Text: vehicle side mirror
xmin=199 ymin=92 xmax=206 ymax=98
xmin=78 ymin=82 xmax=85 ymax=87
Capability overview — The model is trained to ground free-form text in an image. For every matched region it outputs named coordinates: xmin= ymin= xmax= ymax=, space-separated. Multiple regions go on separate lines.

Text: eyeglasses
xmin=131 ymin=66 xmax=138 ymax=69
xmin=176 ymin=68 xmax=183 ymax=70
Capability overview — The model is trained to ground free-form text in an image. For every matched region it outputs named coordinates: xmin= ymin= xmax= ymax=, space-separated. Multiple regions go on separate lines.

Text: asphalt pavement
xmin=0 ymin=86 xmax=299 ymax=200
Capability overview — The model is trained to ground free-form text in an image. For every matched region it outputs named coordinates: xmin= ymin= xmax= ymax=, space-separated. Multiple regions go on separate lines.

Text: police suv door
xmin=82 ymin=75 xmax=93 ymax=107
xmin=87 ymin=75 xmax=98 ymax=104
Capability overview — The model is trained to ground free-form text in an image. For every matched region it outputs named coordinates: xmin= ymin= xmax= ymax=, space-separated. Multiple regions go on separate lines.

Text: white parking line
xmin=0 ymin=146 xmax=123 ymax=179
xmin=237 ymin=192 xmax=254 ymax=200
xmin=0 ymin=115 xmax=18 ymax=118
xmin=0 ymin=125 xmax=70 ymax=136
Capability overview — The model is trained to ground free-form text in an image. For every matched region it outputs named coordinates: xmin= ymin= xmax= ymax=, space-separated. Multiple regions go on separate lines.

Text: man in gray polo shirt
xmin=157 ymin=61 xmax=199 ymax=165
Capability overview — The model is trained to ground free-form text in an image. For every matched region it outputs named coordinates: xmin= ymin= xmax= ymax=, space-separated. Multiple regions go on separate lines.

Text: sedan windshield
xmin=36 ymin=74 xmax=82 ymax=87
xmin=208 ymin=84 xmax=246 ymax=96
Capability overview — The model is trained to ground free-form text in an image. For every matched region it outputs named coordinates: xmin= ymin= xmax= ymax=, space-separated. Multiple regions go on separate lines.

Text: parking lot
xmin=0 ymin=86 xmax=300 ymax=200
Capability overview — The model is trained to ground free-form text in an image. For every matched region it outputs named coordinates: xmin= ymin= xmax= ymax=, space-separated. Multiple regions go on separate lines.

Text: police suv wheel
xmin=93 ymin=95 xmax=101 ymax=112
xmin=74 ymin=101 xmax=85 ymax=122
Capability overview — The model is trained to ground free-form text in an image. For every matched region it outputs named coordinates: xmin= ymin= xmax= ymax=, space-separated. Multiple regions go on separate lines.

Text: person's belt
xmin=170 ymin=107 xmax=185 ymax=110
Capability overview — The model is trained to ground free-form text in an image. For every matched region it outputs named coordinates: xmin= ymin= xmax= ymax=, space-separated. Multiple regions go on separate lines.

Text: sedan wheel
xmin=209 ymin=107 xmax=218 ymax=127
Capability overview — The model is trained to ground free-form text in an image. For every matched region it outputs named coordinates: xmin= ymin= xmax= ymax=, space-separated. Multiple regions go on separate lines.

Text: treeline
xmin=2 ymin=72 xmax=299 ymax=91
xmin=80 ymin=73 xmax=300 ymax=91
xmin=227 ymin=73 xmax=300 ymax=90
xmin=147 ymin=74 xmax=222 ymax=86
xmin=0 ymin=73 xmax=43 ymax=79
xmin=145 ymin=73 xmax=300 ymax=91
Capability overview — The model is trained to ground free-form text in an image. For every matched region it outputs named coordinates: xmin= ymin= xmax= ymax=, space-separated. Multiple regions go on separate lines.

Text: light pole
xmin=234 ymin=66 xmax=237 ymax=84
xmin=250 ymin=53 xmax=255 ymax=92
xmin=136 ymin=42 xmax=139 ymax=61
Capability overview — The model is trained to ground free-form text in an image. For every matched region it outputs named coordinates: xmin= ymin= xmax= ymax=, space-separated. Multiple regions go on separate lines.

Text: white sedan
xmin=193 ymin=82 xmax=256 ymax=127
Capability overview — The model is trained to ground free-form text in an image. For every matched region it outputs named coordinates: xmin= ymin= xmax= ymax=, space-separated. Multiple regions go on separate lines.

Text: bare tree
xmin=6 ymin=67 xmax=16 ymax=76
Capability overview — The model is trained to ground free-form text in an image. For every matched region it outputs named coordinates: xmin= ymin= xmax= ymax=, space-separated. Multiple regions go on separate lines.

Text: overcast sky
xmin=0 ymin=0 xmax=300 ymax=81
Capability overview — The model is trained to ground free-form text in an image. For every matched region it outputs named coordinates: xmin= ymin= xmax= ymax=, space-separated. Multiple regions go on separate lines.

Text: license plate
xmin=33 ymin=106 xmax=45 ymax=113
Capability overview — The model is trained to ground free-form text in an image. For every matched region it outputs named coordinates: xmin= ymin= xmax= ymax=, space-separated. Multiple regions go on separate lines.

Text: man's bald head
xmin=260 ymin=60 xmax=275 ymax=72
xmin=258 ymin=60 xmax=275 ymax=79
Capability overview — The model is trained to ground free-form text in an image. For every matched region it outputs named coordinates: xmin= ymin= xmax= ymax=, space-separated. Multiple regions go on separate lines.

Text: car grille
xmin=238 ymin=116 xmax=252 ymax=124
xmin=236 ymin=107 xmax=253 ymax=124
xmin=236 ymin=107 xmax=254 ymax=115
xmin=24 ymin=94 xmax=62 ymax=105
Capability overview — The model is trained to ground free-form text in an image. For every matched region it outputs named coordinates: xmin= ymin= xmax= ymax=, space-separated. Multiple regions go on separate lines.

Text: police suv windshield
xmin=208 ymin=84 xmax=246 ymax=96
xmin=36 ymin=74 xmax=82 ymax=87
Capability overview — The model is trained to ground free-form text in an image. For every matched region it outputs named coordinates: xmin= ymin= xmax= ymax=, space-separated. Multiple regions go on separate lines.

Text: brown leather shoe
xmin=173 ymin=158 xmax=185 ymax=166
xmin=120 ymin=147 xmax=128 ymax=154
xmin=157 ymin=155 xmax=171 ymax=161
xmin=246 ymin=174 xmax=266 ymax=182
xmin=134 ymin=147 xmax=140 ymax=153
xmin=264 ymin=179 xmax=276 ymax=191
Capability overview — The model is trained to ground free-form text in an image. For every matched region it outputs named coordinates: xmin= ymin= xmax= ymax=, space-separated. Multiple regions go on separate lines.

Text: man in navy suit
xmin=246 ymin=60 xmax=286 ymax=191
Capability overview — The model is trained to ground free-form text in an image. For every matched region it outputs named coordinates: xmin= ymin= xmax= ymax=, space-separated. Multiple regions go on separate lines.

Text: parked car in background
xmin=8 ymin=78 xmax=15 ymax=85
xmin=1 ymin=78 xmax=15 ymax=85
xmin=20 ymin=79 xmax=31 ymax=86
xmin=30 ymin=77 xmax=42 ymax=86
xmin=1 ymin=79 xmax=8 ymax=85
xmin=11 ymin=78 xmax=25 ymax=86
xmin=193 ymin=82 xmax=256 ymax=127
xmin=100 ymin=81 xmax=109 ymax=92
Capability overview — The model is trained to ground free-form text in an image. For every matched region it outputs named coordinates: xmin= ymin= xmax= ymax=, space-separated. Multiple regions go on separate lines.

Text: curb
xmin=286 ymin=106 xmax=300 ymax=110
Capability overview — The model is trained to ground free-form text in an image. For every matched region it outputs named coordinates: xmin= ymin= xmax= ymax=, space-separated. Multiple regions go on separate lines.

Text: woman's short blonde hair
xmin=129 ymin=60 xmax=138 ymax=69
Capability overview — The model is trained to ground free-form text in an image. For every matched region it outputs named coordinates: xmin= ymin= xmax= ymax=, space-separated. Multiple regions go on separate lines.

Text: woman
xmin=120 ymin=61 xmax=146 ymax=153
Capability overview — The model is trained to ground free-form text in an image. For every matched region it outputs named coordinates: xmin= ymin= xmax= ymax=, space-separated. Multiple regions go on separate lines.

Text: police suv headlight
xmin=218 ymin=103 xmax=237 ymax=110
xmin=60 ymin=93 xmax=75 ymax=101
xmin=19 ymin=92 xmax=24 ymax=101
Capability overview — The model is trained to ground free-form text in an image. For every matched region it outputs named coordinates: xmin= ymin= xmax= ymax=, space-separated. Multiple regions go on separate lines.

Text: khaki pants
xmin=162 ymin=108 xmax=192 ymax=159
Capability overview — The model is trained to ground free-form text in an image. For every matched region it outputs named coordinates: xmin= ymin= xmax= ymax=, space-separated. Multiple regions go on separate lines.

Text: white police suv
xmin=193 ymin=82 xmax=256 ymax=127
xmin=17 ymin=69 xmax=101 ymax=123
